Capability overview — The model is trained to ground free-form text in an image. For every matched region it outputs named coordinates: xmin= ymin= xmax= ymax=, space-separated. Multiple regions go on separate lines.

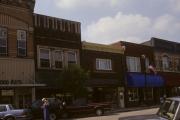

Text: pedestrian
xmin=42 ymin=98 xmax=50 ymax=120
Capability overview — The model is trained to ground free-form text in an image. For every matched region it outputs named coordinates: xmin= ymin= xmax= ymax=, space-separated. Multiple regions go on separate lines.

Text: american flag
xmin=148 ymin=65 xmax=157 ymax=74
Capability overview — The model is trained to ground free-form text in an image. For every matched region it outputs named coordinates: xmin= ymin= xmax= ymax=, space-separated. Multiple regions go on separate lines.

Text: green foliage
xmin=60 ymin=64 xmax=89 ymax=98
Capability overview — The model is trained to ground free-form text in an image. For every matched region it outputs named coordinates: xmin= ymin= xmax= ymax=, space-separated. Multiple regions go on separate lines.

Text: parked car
xmin=156 ymin=96 xmax=180 ymax=120
xmin=0 ymin=104 xmax=32 ymax=120
xmin=31 ymin=98 xmax=63 ymax=120
xmin=61 ymin=99 xmax=112 ymax=118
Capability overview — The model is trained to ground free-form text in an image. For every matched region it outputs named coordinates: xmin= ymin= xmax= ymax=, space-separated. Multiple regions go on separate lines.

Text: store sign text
xmin=0 ymin=80 xmax=22 ymax=85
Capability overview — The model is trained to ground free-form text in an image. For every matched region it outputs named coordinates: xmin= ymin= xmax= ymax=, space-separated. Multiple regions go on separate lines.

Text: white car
xmin=0 ymin=104 xmax=32 ymax=120
xmin=156 ymin=96 xmax=180 ymax=120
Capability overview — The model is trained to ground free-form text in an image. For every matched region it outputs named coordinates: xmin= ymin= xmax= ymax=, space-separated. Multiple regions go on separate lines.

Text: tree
xmin=59 ymin=64 xmax=89 ymax=98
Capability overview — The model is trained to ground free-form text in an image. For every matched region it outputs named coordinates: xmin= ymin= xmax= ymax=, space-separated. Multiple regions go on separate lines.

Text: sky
xmin=34 ymin=0 xmax=180 ymax=44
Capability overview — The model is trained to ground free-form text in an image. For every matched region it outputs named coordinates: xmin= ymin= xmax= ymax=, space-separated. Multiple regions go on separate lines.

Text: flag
xmin=148 ymin=65 xmax=157 ymax=74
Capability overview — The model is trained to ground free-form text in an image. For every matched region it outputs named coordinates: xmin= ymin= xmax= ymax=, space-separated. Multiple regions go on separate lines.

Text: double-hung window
xmin=126 ymin=56 xmax=141 ymax=72
xmin=67 ymin=51 xmax=77 ymax=66
xmin=175 ymin=58 xmax=180 ymax=72
xmin=162 ymin=55 xmax=170 ymax=71
xmin=17 ymin=30 xmax=27 ymax=57
xmin=96 ymin=58 xmax=112 ymax=71
xmin=0 ymin=27 xmax=7 ymax=56
xmin=39 ymin=49 xmax=50 ymax=68
xmin=53 ymin=50 xmax=63 ymax=69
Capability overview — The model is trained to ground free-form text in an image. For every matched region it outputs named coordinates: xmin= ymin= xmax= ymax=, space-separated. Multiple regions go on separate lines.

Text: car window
xmin=8 ymin=104 xmax=14 ymax=110
xmin=158 ymin=100 xmax=179 ymax=120
xmin=0 ymin=106 xmax=7 ymax=112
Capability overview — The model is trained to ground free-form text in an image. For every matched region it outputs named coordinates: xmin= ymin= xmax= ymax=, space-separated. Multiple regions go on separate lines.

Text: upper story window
xmin=67 ymin=51 xmax=77 ymax=66
xmin=145 ymin=58 xmax=150 ymax=72
xmin=126 ymin=56 xmax=141 ymax=72
xmin=17 ymin=30 xmax=27 ymax=57
xmin=39 ymin=49 xmax=50 ymax=68
xmin=175 ymin=58 xmax=180 ymax=72
xmin=0 ymin=27 xmax=7 ymax=56
xmin=96 ymin=58 xmax=112 ymax=71
xmin=53 ymin=50 xmax=63 ymax=69
xmin=162 ymin=55 xmax=171 ymax=71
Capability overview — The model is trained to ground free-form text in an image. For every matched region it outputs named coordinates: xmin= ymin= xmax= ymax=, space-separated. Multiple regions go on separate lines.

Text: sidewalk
xmin=110 ymin=105 xmax=159 ymax=113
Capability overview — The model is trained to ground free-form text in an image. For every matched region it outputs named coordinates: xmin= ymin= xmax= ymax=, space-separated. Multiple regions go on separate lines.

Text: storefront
xmin=86 ymin=79 xmax=124 ymax=108
xmin=0 ymin=80 xmax=45 ymax=108
xmin=125 ymin=73 xmax=164 ymax=107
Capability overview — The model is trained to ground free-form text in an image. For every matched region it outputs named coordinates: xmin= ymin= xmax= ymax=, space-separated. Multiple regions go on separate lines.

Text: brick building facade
xmin=0 ymin=0 xmax=38 ymax=108
xmin=81 ymin=42 xmax=125 ymax=107
xmin=33 ymin=13 xmax=81 ymax=99
xmin=112 ymin=41 xmax=164 ymax=107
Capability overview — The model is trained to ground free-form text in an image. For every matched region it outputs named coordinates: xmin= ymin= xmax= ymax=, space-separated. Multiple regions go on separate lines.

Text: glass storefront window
xmin=128 ymin=88 xmax=139 ymax=102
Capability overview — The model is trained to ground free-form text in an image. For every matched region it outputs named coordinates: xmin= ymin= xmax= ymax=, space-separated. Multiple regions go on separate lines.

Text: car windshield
xmin=157 ymin=99 xmax=179 ymax=120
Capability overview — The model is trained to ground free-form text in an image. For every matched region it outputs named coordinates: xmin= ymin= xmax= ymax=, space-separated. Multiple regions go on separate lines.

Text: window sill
xmin=38 ymin=67 xmax=63 ymax=70
xmin=94 ymin=70 xmax=116 ymax=74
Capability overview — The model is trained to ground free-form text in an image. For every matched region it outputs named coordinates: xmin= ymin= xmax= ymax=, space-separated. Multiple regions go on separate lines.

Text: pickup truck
xmin=0 ymin=104 xmax=32 ymax=120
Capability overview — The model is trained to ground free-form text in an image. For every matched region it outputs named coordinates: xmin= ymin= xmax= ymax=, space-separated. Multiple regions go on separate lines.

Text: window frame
xmin=96 ymin=58 xmax=112 ymax=71
xmin=162 ymin=55 xmax=171 ymax=71
xmin=53 ymin=50 xmax=63 ymax=69
xmin=38 ymin=48 xmax=51 ymax=69
xmin=17 ymin=30 xmax=27 ymax=57
xmin=67 ymin=51 xmax=77 ymax=66
xmin=126 ymin=56 xmax=141 ymax=72
xmin=0 ymin=27 xmax=8 ymax=56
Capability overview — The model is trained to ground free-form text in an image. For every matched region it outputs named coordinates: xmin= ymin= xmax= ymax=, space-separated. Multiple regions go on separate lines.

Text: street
xmin=66 ymin=108 xmax=159 ymax=120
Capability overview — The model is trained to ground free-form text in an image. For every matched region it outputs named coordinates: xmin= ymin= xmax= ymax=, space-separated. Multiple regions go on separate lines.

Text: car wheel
xmin=95 ymin=108 xmax=103 ymax=116
xmin=49 ymin=113 xmax=57 ymax=120
xmin=5 ymin=117 xmax=15 ymax=120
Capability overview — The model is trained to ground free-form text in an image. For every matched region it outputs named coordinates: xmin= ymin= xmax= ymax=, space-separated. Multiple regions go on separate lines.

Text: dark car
xmin=61 ymin=99 xmax=112 ymax=118
xmin=31 ymin=98 xmax=63 ymax=120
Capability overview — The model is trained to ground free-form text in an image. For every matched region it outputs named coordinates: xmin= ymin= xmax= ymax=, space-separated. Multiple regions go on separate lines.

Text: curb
xmin=110 ymin=106 xmax=159 ymax=113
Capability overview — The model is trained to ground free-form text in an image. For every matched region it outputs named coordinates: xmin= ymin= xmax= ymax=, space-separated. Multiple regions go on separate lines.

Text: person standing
xmin=42 ymin=98 xmax=50 ymax=120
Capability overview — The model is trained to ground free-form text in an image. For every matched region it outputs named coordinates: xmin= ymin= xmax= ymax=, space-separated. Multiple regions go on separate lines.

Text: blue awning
xmin=126 ymin=73 xmax=164 ymax=87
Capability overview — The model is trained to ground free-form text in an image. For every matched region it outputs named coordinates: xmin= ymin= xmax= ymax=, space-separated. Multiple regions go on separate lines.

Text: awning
xmin=126 ymin=73 xmax=164 ymax=87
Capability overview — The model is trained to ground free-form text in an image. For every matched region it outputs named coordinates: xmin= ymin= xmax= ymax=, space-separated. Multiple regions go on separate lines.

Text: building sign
xmin=1 ymin=90 xmax=14 ymax=96
xmin=0 ymin=80 xmax=22 ymax=85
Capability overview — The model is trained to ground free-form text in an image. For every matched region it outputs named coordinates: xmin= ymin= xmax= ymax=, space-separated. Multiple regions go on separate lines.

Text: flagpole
xmin=141 ymin=54 xmax=146 ymax=105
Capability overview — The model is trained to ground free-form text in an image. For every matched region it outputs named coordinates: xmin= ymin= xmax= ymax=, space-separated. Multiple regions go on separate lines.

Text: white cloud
xmin=53 ymin=0 xmax=125 ymax=9
xmin=84 ymin=12 xmax=151 ymax=44
xmin=153 ymin=14 xmax=175 ymax=32
xmin=170 ymin=0 xmax=180 ymax=12
xmin=84 ymin=12 xmax=180 ymax=44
